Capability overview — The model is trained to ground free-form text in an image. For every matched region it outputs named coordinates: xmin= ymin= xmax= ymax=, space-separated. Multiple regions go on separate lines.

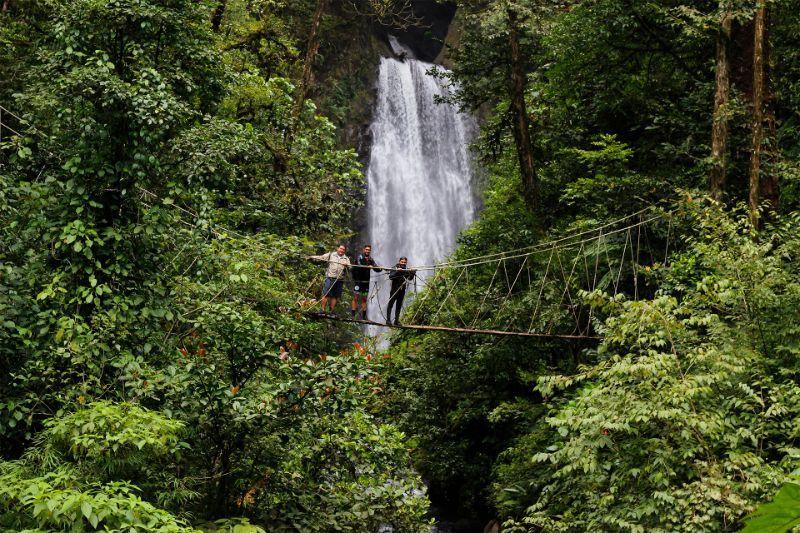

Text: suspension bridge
xmin=1 ymin=104 xmax=672 ymax=342
xmin=305 ymin=208 xmax=672 ymax=341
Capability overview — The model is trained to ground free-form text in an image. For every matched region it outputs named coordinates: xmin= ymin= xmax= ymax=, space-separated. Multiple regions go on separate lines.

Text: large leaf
xmin=742 ymin=483 xmax=800 ymax=533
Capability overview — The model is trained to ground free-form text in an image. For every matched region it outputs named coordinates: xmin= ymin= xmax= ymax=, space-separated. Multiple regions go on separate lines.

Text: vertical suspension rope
xmin=633 ymin=216 xmax=642 ymax=301
xmin=409 ymin=267 xmax=441 ymax=324
xmin=430 ymin=266 xmax=467 ymax=326
xmin=496 ymin=256 xmax=529 ymax=332
xmin=547 ymin=244 xmax=584 ymax=335
xmin=585 ymin=229 xmax=604 ymax=335
xmin=664 ymin=214 xmax=673 ymax=267
xmin=612 ymin=228 xmax=631 ymax=295
xmin=528 ymin=245 xmax=555 ymax=333
xmin=471 ymin=258 xmax=503 ymax=328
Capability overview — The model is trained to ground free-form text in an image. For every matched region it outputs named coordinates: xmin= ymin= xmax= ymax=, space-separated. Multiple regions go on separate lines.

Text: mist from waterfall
xmin=365 ymin=55 xmax=476 ymax=328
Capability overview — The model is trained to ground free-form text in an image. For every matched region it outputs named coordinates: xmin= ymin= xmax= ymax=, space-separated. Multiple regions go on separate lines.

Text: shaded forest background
xmin=2 ymin=0 xmax=800 ymax=532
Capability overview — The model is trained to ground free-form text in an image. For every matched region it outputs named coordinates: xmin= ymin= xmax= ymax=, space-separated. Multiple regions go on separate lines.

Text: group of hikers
xmin=308 ymin=244 xmax=416 ymax=325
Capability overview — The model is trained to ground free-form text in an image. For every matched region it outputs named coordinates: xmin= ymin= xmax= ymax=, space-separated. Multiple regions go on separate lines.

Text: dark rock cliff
xmin=312 ymin=1 xmax=457 ymax=159
xmin=373 ymin=0 xmax=457 ymax=62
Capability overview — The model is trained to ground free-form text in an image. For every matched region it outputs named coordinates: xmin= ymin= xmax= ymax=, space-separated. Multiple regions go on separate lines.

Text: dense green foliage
xmin=495 ymin=206 xmax=800 ymax=531
xmin=384 ymin=0 xmax=800 ymax=530
xmin=4 ymin=0 xmax=800 ymax=531
xmin=1 ymin=1 xmax=427 ymax=530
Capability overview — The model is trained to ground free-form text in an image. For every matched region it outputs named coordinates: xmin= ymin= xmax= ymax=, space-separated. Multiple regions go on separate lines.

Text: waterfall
xmin=365 ymin=55 xmax=476 ymax=328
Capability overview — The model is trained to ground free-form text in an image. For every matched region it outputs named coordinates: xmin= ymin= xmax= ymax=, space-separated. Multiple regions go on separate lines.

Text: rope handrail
xmin=0 ymin=104 xmax=26 ymax=123
xmin=306 ymin=210 xmax=666 ymax=273
xmin=412 ymin=206 xmax=658 ymax=269
xmin=0 ymin=105 xmax=26 ymax=138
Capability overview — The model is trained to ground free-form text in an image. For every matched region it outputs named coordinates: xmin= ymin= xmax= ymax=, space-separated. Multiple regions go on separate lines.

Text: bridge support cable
xmin=308 ymin=313 xmax=600 ymax=341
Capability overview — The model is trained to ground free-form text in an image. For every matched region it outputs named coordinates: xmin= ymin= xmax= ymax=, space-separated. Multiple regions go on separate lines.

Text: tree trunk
xmin=748 ymin=5 xmax=766 ymax=227
xmin=213 ymin=444 xmax=232 ymax=515
xmin=759 ymin=8 xmax=779 ymax=216
xmin=211 ymin=0 xmax=227 ymax=32
xmin=293 ymin=0 xmax=328 ymax=120
xmin=506 ymin=7 xmax=539 ymax=212
xmin=710 ymin=8 xmax=732 ymax=201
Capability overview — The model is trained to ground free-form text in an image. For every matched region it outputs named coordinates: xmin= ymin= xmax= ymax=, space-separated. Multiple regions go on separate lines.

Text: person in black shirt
xmin=387 ymin=256 xmax=416 ymax=326
xmin=350 ymin=245 xmax=381 ymax=321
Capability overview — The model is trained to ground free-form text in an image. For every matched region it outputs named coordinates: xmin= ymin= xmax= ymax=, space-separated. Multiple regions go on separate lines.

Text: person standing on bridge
xmin=309 ymin=244 xmax=350 ymax=316
xmin=350 ymin=244 xmax=381 ymax=321
xmin=387 ymin=257 xmax=416 ymax=326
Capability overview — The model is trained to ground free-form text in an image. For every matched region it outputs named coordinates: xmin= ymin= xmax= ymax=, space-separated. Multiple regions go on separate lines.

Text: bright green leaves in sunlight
xmin=43 ymin=401 xmax=184 ymax=460
xmin=0 ymin=402 xmax=193 ymax=532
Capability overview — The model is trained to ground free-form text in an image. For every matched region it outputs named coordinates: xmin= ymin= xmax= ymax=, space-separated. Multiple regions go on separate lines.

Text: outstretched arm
xmin=308 ymin=252 xmax=330 ymax=261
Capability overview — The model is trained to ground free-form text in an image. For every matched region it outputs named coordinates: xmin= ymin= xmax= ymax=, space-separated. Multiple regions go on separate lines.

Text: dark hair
xmin=337 ymin=244 xmax=347 ymax=249
xmin=398 ymin=256 xmax=408 ymax=262
xmin=363 ymin=244 xmax=372 ymax=249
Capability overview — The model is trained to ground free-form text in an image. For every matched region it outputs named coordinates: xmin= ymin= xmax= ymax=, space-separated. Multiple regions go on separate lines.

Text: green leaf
xmin=81 ymin=500 xmax=93 ymax=520
xmin=33 ymin=502 xmax=48 ymax=517
xmin=742 ymin=483 xmax=800 ymax=533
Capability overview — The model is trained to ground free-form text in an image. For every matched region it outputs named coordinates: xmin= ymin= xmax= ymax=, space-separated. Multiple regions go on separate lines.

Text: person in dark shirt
xmin=350 ymin=245 xmax=381 ymax=321
xmin=387 ymin=256 xmax=416 ymax=326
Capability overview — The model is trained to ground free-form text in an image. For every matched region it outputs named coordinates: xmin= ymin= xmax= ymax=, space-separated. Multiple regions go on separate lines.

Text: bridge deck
xmin=307 ymin=313 xmax=599 ymax=340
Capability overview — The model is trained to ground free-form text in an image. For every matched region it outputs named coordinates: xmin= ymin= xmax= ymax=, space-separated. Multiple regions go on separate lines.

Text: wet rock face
xmin=374 ymin=1 xmax=457 ymax=62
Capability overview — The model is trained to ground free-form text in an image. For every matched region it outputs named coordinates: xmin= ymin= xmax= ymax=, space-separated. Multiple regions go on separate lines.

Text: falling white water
xmin=365 ymin=53 xmax=476 ymax=328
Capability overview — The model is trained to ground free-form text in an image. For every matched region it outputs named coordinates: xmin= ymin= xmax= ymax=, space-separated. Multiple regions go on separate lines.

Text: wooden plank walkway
xmin=307 ymin=313 xmax=600 ymax=341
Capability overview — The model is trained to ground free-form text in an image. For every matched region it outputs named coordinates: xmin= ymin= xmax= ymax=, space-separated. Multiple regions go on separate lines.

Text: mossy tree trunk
xmin=748 ymin=4 xmax=778 ymax=226
xmin=710 ymin=6 xmax=732 ymax=201
xmin=294 ymin=0 xmax=329 ymax=120
xmin=506 ymin=5 xmax=539 ymax=213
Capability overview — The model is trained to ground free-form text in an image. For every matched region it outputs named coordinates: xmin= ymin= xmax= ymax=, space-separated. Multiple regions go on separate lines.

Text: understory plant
xmin=494 ymin=204 xmax=800 ymax=531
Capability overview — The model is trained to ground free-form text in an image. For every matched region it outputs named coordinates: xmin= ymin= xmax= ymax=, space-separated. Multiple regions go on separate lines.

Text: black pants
xmin=387 ymin=288 xmax=406 ymax=321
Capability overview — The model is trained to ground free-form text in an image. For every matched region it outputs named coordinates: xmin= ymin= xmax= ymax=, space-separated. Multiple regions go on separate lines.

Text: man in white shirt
xmin=309 ymin=244 xmax=351 ymax=316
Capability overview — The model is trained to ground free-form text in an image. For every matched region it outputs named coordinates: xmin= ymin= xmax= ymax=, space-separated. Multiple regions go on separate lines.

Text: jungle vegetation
xmin=2 ymin=0 xmax=800 ymax=532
